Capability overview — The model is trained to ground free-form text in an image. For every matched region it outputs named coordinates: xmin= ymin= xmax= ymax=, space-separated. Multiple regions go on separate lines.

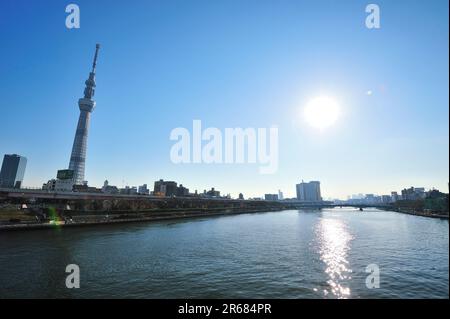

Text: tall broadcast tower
xmin=68 ymin=44 xmax=100 ymax=185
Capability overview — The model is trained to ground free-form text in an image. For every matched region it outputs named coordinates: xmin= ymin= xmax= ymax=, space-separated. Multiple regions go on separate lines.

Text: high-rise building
xmin=278 ymin=190 xmax=284 ymax=200
xmin=138 ymin=184 xmax=150 ymax=195
xmin=296 ymin=180 xmax=322 ymax=202
xmin=401 ymin=187 xmax=426 ymax=200
xmin=176 ymin=184 xmax=189 ymax=197
xmin=204 ymin=187 xmax=220 ymax=197
xmin=55 ymin=169 xmax=75 ymax=192
xmin=391 ymin=191 xmax=400 ymax=202
xmin=381 ymin=195 xmax=392 ymax=203
xmin=68 ymin=44 xmax=101 ymax=185
xmin=102 ymin=180 xmax=119 ymax=194
xmin=119 ymin=186 xmax=137 ymax=195
xmin=265 ymin=194 xmax=279 ymax=201
xmin=154 ymin=179 xmax=178 ymax=197
xmin=42 ymin=179 xmax=56 ymax=191
xmin=0 ymin=154 xmax=27 ymax=188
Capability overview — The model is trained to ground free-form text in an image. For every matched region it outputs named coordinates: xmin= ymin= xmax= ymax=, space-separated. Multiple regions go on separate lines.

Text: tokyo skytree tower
xmin=68 ymin=44 xmax=100 ymax=185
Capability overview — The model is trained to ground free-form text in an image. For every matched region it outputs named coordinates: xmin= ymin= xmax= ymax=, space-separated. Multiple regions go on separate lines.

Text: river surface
xmin=0 ymin=208 xmax=448 ymax=298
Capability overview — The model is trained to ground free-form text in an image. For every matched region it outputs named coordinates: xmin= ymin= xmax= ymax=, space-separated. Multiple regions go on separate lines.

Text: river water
xmin=0 ymin=208 xmax=448 ymax=298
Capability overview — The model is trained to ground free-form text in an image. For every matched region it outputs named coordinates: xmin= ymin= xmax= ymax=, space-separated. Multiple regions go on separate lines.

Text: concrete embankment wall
xmin=0 ymin=207 xmax=285 ymax=231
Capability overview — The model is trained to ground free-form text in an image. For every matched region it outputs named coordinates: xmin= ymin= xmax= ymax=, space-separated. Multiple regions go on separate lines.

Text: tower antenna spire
xmin=92 ymin=43 xmax=100 ymax=73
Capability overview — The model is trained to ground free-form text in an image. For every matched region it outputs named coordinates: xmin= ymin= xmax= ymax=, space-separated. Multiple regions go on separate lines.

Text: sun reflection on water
xmin=316 ymin=218 xmax=353 ymax=298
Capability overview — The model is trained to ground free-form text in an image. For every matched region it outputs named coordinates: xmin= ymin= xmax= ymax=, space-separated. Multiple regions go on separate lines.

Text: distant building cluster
xmin=262 ymin=190 xmax=284 ymax=201
xmin=44 ymin=177 xmax=235 ymax=199
xmin=401 ymin=187 xmax=426 ymax=201
xmin=0 ymin=154 xmax=325 ymax=203
xmin=0 ymin=149 xmax=446 ymax=206
xmin=337 ymin=186 xmax=436 ymax=205
xmin=151 ymin=181 xmax=229 ymax=199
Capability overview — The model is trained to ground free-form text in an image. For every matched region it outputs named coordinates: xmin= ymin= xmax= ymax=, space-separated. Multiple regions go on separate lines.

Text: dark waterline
xmin=0 ymin=208 xmax=448 ymax=298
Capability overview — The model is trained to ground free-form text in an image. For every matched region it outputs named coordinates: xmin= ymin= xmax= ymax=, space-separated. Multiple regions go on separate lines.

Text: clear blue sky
xmin=0 ymin=0 xmax=448 ymax=199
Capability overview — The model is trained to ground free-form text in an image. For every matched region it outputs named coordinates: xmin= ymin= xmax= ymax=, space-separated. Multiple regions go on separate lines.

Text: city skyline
xmin=0 ymin=0 xmax=448 ymax=199
xmin=0 ymin=149 xmax=443 ymax=202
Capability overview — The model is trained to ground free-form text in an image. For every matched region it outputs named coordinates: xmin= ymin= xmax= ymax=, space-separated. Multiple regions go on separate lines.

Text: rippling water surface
xmin=0 ymin=208 xmax=448 ymax=298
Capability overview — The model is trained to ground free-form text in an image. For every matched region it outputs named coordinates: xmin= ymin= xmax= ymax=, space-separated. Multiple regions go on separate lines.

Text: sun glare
xmin=304 ymin=96 xmax=340 ymax=129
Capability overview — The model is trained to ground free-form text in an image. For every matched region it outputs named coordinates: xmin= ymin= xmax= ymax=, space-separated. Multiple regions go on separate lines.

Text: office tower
xmin=296 ymin=180 xmax=322 ymax=202
xmin=0 ymin=154 xmax=27 ymax=188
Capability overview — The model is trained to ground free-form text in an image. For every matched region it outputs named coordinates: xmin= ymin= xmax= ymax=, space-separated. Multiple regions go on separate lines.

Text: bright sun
xmin=304 ymin=96 xmax=340 ymax=129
